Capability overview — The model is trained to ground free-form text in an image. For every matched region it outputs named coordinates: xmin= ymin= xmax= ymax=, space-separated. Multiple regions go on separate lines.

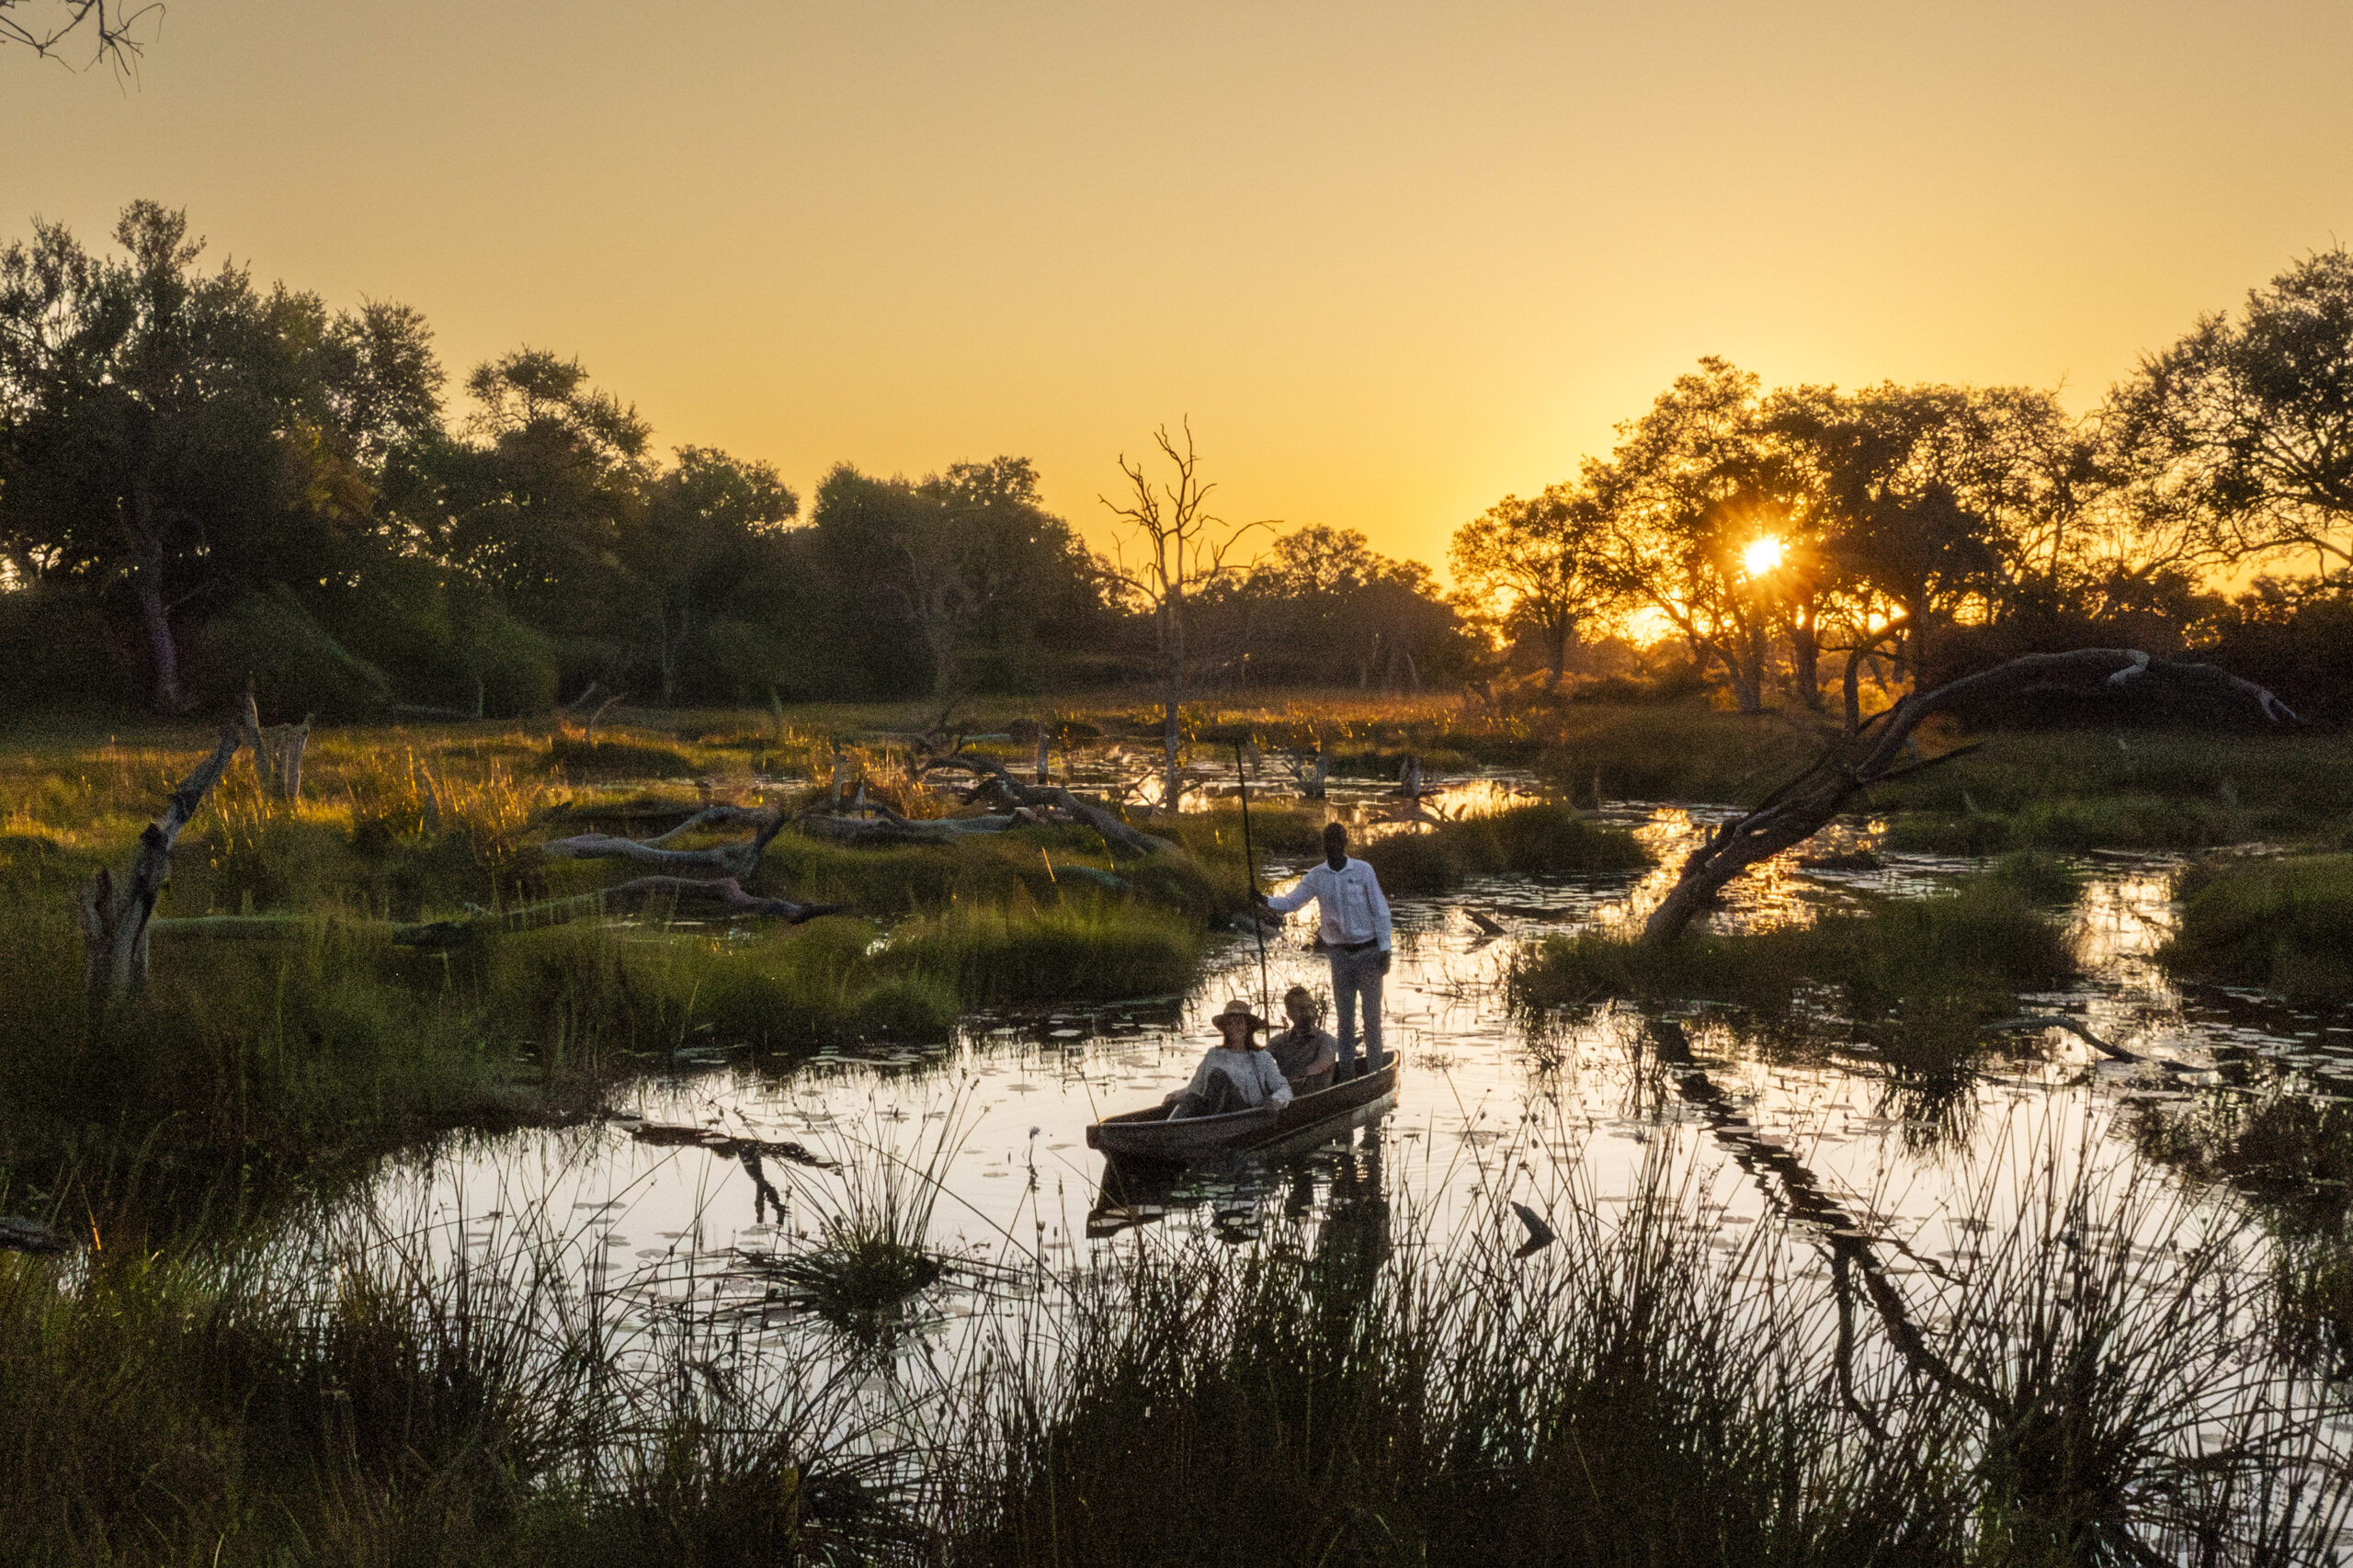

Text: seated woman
xmin=1267 ymin=984 xmax=1340 ymax=1092
xmin=1165 ymin=1000 xmax=1295 ymax=1119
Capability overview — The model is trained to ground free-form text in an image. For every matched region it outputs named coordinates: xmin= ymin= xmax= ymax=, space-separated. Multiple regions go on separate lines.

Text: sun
xmin=1742 ymin=535 xmax=1784 ymax=576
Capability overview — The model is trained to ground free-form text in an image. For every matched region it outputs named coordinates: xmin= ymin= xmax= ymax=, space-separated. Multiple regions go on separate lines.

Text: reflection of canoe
xmin=1086 ymin=1058 xmax=1401 ymax=1165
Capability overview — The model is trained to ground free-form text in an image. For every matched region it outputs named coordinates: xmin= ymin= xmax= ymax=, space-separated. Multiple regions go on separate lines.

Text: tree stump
xmin=81 ymin=725 xmax=244 ymax=1005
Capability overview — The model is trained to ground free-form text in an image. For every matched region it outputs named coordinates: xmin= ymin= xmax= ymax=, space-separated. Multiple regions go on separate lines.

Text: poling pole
xmin=1235 ymin=742 xmax=1270 ymax=1017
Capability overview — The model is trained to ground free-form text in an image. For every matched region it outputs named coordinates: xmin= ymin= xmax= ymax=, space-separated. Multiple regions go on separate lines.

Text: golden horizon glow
xmin=8 ymin=4 xmax=2353 ymax=583
xmin=1742 ymin=536 xmax=1786 ymax=577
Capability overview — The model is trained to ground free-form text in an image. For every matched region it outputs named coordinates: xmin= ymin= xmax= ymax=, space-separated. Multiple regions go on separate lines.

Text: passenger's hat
xmin=1211 ymin=998 xmax=1272 ymax=1034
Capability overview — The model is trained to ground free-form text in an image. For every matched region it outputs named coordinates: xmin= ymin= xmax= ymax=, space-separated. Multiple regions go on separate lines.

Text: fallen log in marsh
xmin=148 ymin=875 xmax=844 ymax=950
xmin=541 ymin=805 xmax=790 ymax=878
xmin=924 ymin=749 xmax=1181 ymax=860
xmin=1642 ymin=649 xmax=2300 ymax=948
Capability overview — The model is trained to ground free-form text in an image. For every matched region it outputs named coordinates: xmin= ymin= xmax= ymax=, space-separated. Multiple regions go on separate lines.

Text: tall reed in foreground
xmin=942 ymin=1136 xmax=2352 ymax=1567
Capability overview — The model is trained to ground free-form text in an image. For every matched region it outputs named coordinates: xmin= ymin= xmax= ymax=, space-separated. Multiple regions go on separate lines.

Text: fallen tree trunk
xmin=542 ymin=808 xmax=790 ymax=879
xmin=148 ymin=876 xmax=842 ymax=950
xmin=799 ymin=811 xmax=1024 ymax=846
xmin=926 ymin=750 xmax=1181 ymax=859
xmin=392 ymin=876 xmax=840 ymax=948
xmin=80 ymin=725 xmax=244 ymax=1005
xmin=1640 ymin=651 xmax=2299 ymax=948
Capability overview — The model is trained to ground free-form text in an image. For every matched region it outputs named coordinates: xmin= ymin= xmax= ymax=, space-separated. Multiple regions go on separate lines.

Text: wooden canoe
xmin=1086 ymin=1057 xmax=1401 ymax=1165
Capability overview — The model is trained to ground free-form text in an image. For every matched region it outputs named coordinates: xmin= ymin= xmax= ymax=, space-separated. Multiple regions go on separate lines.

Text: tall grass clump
xmin=889 ymin=892 xmax=1202 ymax=1005
xmin=1870 ymin=726 xmax=2353 ymax=852
xmin=2157 ymin=853 xmax=2353 ymax=1003
xmin=767 ymin=1098 xmax=972 ymax=1335
xmin=1535 ymin=702 xmax=1830 ymax=805
xmin=1506 ymin=869 xmax=2074 ymax=1071
xmin=1364 ymin=801 xmax=1649 ymax=893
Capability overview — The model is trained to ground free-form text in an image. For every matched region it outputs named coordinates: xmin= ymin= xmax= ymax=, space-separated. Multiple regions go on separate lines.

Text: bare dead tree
xmin=80 ymin=724 xmax=240 ymax=1004
xmin=2 ymin=0 xmax=159 ymax=72
xmin=1097 ymin=420 xmax=1270 ymax=812
xmin=239 ymin=687 xmax=309 ymax=802
xmin=1641 ymin=649 xmax=2300 ymax=948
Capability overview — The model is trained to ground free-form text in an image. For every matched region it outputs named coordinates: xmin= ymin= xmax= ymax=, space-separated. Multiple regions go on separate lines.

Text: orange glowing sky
xmin=8 ymin=2 xmax=2352 ymax=578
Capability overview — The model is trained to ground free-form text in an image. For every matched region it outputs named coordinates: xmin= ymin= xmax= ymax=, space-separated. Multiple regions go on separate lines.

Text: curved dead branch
xmin=1641 ymin=651 xmax=2299 ymax=947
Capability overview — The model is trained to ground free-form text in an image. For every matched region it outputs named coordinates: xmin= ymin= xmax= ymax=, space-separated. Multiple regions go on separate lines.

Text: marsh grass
xmin=1365 ymin=801 xmax=1652 ymax=893
xmin=1505 ymin=865 xmax=2075 ymax=1062
xmin=1871 ymin=727 xmax=2353 ymax=853
xmin=1 ymin=1097 xmax=2345 ymax=1564
xmin=952 ymin=1137 xmax=2349 ymax=1566
xmin=0 ymin=1194 xmax=924 ymax=1566
xmin=887 ymin=892 xmax=1202 ymax=1006
xmin=766 ymin=1096 xmax=973 ymax=1336
xmin=2158 ymin=854 xmax=2353 ymax=1004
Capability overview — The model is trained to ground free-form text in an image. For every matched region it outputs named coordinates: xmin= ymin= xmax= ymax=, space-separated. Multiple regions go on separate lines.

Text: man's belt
xmin=1324 ymin=937 xmax=1379 ymax=953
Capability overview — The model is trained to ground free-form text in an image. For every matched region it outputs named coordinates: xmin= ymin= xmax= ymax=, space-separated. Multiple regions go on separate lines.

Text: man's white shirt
xmin=1264 ymin=857 xmax=1393 ymax=951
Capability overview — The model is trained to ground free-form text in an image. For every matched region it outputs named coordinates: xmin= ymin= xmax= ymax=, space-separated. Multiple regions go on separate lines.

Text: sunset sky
xmin=8 ymin=1 xmax=2352 ymax=577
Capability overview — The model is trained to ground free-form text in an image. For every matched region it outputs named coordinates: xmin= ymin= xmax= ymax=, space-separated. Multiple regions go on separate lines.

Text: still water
xmin=357 ymin=788 xmax=2353 ymax=1388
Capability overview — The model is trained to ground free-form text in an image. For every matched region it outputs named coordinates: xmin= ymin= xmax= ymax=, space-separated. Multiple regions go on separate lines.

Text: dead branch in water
xmin=1641 ymin=651 xmax=2299 ymax=948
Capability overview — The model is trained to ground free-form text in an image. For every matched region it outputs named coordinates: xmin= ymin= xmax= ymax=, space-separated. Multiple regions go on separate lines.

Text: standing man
xmin=1256 ymin=822 xmax=1392 ymax=1078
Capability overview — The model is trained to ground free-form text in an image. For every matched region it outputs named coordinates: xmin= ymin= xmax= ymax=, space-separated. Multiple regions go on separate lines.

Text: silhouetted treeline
xmin=1453 ymin=247 xmax=2353 ymax=726
xmin=6 ymin=203 xmax=2353 ymax=722
xmin=0 ymin=203 xmax=1483 ymax=718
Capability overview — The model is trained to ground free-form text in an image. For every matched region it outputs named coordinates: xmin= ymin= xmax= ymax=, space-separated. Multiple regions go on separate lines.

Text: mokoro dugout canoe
xmin=1085 ymin=1057 xmax=1401 ymax=1165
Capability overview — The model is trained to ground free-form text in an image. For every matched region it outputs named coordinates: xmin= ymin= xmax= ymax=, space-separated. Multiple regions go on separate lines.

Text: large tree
xmin=628 ymin=446 xmax=799 ymax=704
xmin=0 ymin=201 xmax=441 ymax=709
xmin=1449 ymin=482 xmax=1619 ymax=689
xmin=2107 ymin=246 xmax=2353 ymax=584
xmin=429 ymin=349 xmax=654 ymax=654
xmin=1590 ymin=358 xmax=1795 ymax=713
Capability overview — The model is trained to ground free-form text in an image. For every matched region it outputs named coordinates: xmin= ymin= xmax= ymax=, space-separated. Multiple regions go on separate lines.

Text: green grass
xmin=1 ymin=1110 xmax=2344 ymax=1564
xmin=2156 ymin=854 xmax=2353 ymax=1003
xmin=1363 ymin=801 xmax=1652 ymax=894
xmin=886 ymin=892 xmax=1203 ymax=1005
xmin=1506 ymin=863 xmax=2076 ymax=1071
xmin=0 ymin=1211 xmax=904 ymax=1566
xmin=1532 ymin=702 xmax=1834 ymax=805
xmin=962 ymin=1153 xmax=2341 ymax=1565
xmin=1870 ymin=726 xmax=2353 ymax=852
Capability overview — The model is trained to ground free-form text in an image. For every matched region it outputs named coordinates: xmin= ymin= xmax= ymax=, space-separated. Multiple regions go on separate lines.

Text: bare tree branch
xmin=2 ymin=0 xmax=162 ymax=74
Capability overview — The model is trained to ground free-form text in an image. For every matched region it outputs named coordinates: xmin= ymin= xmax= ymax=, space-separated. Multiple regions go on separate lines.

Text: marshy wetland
xmin=10 ymin=698 xmax=2353 ymax=1565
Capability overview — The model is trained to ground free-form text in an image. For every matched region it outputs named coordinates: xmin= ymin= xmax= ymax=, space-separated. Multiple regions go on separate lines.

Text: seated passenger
xmin=1164 ymin=1000 xmax=1294 ymax=1119
xmin=1267 ymin=984 xmax=1340 ymax=1092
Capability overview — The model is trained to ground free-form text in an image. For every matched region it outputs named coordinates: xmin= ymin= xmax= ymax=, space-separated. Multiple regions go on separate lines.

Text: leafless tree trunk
xmin=240 ymin=688 xmax=310 ymax=801
xmin=1640 ymin=650 xmax=2299 ymax=948
xmin=1099 ymin=421 xmax=1267 ymax=812
xmin=80 ymin=725 xmax=243 ymax=1004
